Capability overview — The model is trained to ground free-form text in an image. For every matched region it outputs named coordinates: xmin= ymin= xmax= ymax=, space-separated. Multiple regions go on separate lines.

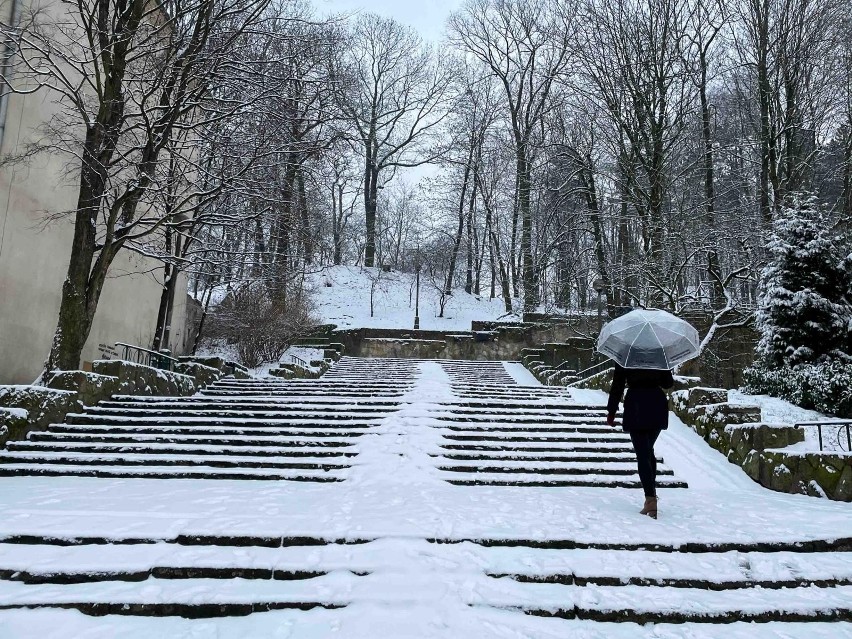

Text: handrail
xmin=574 ymin=360 xmax=614 ymax=379
xmin=794 ymin=420 xmax=852 ymax=452
xmin=567 ymin=362 xmax=615 ymax=388
xmin=115 ymin=342 xmax=178 ymax=372
xmin=290 ymin=354 xmax=309 ymax=369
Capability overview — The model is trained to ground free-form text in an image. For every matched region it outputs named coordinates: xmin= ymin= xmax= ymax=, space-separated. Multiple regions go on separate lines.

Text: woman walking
xmin=606 ymin=363 xmax=674 ymax=519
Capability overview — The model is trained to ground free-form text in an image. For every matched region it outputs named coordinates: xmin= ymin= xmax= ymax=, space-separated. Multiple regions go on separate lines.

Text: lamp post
xmin=414 ymin=254 xmax=421 ymax=330
xmin=592 ymin=277 xmax=606 ymax=334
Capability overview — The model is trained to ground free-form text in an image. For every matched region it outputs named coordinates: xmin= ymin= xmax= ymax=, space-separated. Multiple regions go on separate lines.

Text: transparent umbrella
xmin=597 ymin=309 xmax=700 ymax=370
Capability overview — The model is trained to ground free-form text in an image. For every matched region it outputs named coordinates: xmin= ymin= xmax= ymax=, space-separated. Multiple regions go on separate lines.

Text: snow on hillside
xmin=306 ymin=266 xmax=519 ymax=331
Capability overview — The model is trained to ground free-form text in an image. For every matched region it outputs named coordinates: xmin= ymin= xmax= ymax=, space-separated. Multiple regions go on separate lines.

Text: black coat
xmin=606 ymin=364 xmax=674 ymax=432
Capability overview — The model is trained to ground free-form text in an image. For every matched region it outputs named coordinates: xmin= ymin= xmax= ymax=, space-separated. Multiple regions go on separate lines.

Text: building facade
xmin=0 ymin=0 xmax=190 ymax=384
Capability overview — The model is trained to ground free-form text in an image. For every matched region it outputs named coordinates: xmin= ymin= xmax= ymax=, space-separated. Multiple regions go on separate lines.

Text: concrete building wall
xmin=0 ymin=1 xmax=189 ymax=384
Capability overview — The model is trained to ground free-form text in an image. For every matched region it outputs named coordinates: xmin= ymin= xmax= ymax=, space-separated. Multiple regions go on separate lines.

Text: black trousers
xmin=629 ymin=429 xmax=662 ymax=497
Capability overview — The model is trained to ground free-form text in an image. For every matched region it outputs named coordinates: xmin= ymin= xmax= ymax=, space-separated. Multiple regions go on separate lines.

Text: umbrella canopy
xmin=597 ymin=309 xmax=700 ymax=370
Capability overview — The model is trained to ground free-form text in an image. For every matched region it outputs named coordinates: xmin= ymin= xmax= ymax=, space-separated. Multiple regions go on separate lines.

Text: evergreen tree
xmin=756 ymin=193 xmax=852 ymax=368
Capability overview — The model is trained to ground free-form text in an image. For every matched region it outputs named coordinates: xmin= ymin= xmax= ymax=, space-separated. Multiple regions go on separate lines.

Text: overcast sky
xmin=313 ymin=0 xmax=464 ymax=42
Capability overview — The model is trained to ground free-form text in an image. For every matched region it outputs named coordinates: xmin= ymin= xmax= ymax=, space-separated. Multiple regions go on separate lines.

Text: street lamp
xmin=592 ymin=277 xmax=606 ymax=334
xmin=414 ymin=251 xmax=421 ymax=330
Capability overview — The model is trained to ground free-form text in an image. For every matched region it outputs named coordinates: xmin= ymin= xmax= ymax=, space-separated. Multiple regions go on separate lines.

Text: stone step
xmin=0 ymin=464 xmax=346 ymax=481
xmin=0 ymin=565 xmax=333 ymax=585
xmin=28 ymin=431 xmax=360 ymax=448
xmin=8 ymin=441 xmax=357 ymax=458
xmin=205 ymin=380 xmax=411 ymax=388
xmin=53 ymin=420 xmax=376 ymax=431
xmin=445 ymin=476 xmax=688 ymax=488
xmin=440 ymin=443 xmax=636 ymax=453
xmin=443 ymin=402 xmax=608 ymax=411
xmin=197 ymin=390 xmax=407 ymax=398
xmin=433 ymin=416 xmax=610 ymax=425
xmin=42 ymin=425 xmax=372 ymax=439
xmin=442 ymin=434 xmax=631 ymax=443
xmin=438 ymin=463 xmax=675 ymax=476
xmin=65 ymin=414 xmax=388 ymax=426
xmin=490 ymin=571 xmax=852 ymax=590
xmin=437 ymin=453 xmax=662 ymax=464
xmin=497 ymin=588 xmax=852 ymax=624
xmin=29 ymin=432 xmax=360 ymax=447
xmin=83 ymin=406 xmax=392 ymax=417
xmin=99 ymin=399 xmax=401 ymax=409
xmin=439 ymin=425 xmax=616 ymax=434
xmin=0 ymin=451 xmax=351 ymax=471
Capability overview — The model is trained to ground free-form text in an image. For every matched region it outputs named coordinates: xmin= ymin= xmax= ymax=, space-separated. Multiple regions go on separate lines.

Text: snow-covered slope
xmin=306 ymin=266 xmax=519 ymax=331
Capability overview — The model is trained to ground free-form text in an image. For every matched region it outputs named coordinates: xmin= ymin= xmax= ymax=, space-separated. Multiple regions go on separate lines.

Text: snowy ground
xmin=307 ymin=265 xmax=520 ymax=331
xmin=0 ymin=361 xmax=850 ymax=636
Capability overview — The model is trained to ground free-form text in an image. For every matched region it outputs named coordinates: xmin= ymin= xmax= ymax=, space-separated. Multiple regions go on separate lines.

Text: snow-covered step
xmin=8 ymin=440 xmax=357 ymax=458
xmin=98 ymin=398 xmax=402 ymax=409
xmin=5 ymin=541 xmax=850 ymax=590
xmin=476 ymin=579 xmax=852 ymax=623
xmin=439 ymin=442 xmax=637 ymax=453
xmin=436 ymin=459 xmax=675 ymax=475
xmin=436 ymin=451 xmax=653 ymax=464
xmin=443 ymin=473 xmax=688 ymax=488
xmin=440 ymin=403 xmax=609 ymax=412
xmin=65 ymin=413 xmax=389 ymax=426
xmin=0 ymin=450 xmax=352 ymax=471
xmin=29 ymin=432 xmax=361 ymax=447
xmin=198 ymin=389 xmax=408 ymax=398
xmin=434 ymin=420 xmax=614 ymax=429
xmin=0 ymin=573 xmax=355 ymax=617
xmin=84 ymin=406 xmax=393 ymax=417
xmin=437 ymin=425 xmax=617 ymax=434
xmin=0 ymin=463 xmax=347 ymax=481
xmin=441 ymin=433 xmax=632 ymax=443
xmin=46 ymin=424 xmax=374 ymax=437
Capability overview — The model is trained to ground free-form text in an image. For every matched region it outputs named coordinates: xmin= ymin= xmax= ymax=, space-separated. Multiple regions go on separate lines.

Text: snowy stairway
xmin=431 ymin=361 xmax=687 ymax=488
xmin=0 ymin=535 xmax=850 ymax=622
xmin=2 ymin=357 xmax=852 ymax=632
xmin=0 ymin=359 xmax=417 ymax=481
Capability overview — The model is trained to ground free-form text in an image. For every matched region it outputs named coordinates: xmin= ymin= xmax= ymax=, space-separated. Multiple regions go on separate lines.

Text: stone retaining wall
xmin=334 ymin=324 xmax=594 ymax=362
xmin=0 ymin=358 xmax=227 ymax=447
xmin=672 ymin=386 xmax=851 ymax=501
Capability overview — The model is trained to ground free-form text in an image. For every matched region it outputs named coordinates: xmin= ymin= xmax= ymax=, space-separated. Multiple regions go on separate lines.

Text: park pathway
xmin=0 ymin=357 xmax=850 ymax=637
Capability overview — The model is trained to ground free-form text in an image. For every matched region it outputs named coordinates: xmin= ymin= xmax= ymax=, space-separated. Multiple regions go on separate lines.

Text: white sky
xmin=313 ymin=0 xmax=464 ymax=42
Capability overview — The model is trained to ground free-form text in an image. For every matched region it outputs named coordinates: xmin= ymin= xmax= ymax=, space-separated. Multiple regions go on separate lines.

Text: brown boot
xmin=640 ymin=496 xmax=658 ymax=519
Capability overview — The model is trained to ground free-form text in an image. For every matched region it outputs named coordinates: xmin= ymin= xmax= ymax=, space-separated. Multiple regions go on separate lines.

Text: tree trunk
xmin=43 ymin=126 xmax=115 ymax=375
xmin=579 ymin=160 xmax=611 ymax=312
xmin=518 ymin=148 xmax=535 ymax=312
xmin=153 ymin=231 xmax=182 ymax=352
xmin=843 ymin=124 xmax=852 ymax=222
xmin=699 ymin=48 xmax=724 ymax=306
xmin=445 ymin=154 xmax=472 ymax=295
xmin=465 ymin=158 xmax=479 ymax=295
xmin=364 ymin=153 xmax=379 ymax=268
xmin=297 ymin=165 xmax=312 ymax=265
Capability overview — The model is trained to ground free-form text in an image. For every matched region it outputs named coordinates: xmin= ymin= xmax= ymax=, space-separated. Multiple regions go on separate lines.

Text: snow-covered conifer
xmin=756 ymin=193 xmax=852 ymax=368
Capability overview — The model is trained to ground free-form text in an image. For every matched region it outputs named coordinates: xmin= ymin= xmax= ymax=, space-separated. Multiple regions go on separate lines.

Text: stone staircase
xmin=0 ymin=357 xmax=416 ymax=481
xmin=0 ymin=357 xmax=850 ymax=631
xmin=431 ymin=361 xmax=686 ymax=488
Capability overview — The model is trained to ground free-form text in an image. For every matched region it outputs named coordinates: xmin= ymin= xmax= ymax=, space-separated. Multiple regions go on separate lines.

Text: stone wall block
xmin=47 ymin=371 xmax=121 ymax=407
xmin=686 ymin=387 xmax=728 ymax=408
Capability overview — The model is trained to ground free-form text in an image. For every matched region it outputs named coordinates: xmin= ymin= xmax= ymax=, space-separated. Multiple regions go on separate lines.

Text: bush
xmin=743 ymin=361 xmax=852 ymax=419
xmin=204 ymin=282 xmax=317 ymax=368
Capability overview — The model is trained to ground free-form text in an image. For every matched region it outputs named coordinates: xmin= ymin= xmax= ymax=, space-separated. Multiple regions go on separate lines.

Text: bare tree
xmin=333 ymin=13 xmax=453 ymax=268
xmin=2 ymin=0 xmax=273 ymax=375
xmin=449 ymin=0 xmax=576 ymax=312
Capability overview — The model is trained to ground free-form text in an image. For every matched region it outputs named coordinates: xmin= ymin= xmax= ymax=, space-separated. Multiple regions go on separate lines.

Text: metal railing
xmin=289 ymin=354 xmax=309 ymax=369
xmin=794 ymin=421 xmax=852 ymax=452
xmin=115 ymin=342 xmax=178 ymax=372
xmin=573 ymin=360 xmax=615 ymax=379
